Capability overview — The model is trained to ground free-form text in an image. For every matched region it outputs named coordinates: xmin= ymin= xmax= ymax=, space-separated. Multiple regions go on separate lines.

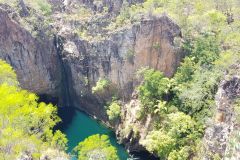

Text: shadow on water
xmin=38 ymin=95 xmax=158 ymax=160
xmin=55 ymin=107 xmax=159 ymax=160
xmin=55 ymin=107 xmax=129 ymax=160
xmin=55 ymin=107 xmax=77 ymax=131
xmin=45 ymin=104 xmax=159 ymax=160
xmin=131 ymin=152 xmax=159 ymax=160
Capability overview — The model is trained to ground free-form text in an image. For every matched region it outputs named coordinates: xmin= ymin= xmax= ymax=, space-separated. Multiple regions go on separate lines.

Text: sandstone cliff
xmin=0 ymin=0 xmax=182 ymax=157
xmin=0 ymin=7 xmax=62 ymax=98
xmin=0 ymin=0 xmax=182 ymax=117
xmin=58 ymin=15 xmax=182 ymax=120
xmin=1 ymin=1 xmax=240 ymax=160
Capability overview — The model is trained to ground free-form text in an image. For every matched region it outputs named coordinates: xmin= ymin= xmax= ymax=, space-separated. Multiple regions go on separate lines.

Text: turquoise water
xmin=57 ymin=107 xmax=129 ymax=160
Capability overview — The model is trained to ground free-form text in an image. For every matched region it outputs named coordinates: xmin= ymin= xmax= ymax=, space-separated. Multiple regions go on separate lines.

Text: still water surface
xmin=57 ymin=107 xmax=129 ymax=160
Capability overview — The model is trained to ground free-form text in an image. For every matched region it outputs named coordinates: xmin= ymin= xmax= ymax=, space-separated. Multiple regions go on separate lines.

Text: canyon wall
xmin=0 ymin=7 xmax=62 ymax=97
xmin=59 ymin=15 xmax=182 ymax=120
xmin=0 ymin=1 xmax=182 ymax=156
xmin=1 ymin=1 xmax=240 ymax=159
xmin=0 ymin=2 xmax=182 ymax=119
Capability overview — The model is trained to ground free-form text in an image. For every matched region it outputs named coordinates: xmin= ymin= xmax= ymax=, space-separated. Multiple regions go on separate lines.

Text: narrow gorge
xmin=0 ymin=0 xmax=182 ymax=157
xmin=1 ymin=0 xmax=240 ymax=160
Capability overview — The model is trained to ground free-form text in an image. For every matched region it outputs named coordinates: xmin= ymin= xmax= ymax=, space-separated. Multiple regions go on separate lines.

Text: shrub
xmin=176 ymin=68 xmax=220 ymax=120
xmin=25 ymin=0 xmax=52 ymax=16
xmin=234 ymin=99 xmax=240 ymax=123
xmin=137 ymin=68 xmax=171 ymax=112
xmin=0 ymin=60 xmax=18 ymax=86
xmin=225 ymin=130 xmax=240 ymax=159
xmin=174 ymin=57 xmax=197 ymax=83
xmin=92 ymin=78 xmax=110 ymax=94
xmin=107 ymin=101 xmax=121 ymax=120
xmin=74 ymin=134 xmax=119 ymax=160
xmin=190 ymin=33 xmax=221 ymax=66
xmin=168 ymin=146 xmax=191 ymax=160
xmin=141 ymin=130 xmax=176 ymax=159
xmin=142 ymin=112 xmax=201 ymax=159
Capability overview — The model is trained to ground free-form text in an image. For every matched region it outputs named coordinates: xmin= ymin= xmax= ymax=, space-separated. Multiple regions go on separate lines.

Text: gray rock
xmin=203 ymin=73 xmax=240 ymax=159
xmin=0 ymin=8 xmax=62 ymax=99
xmin=59 ymin=15 xmax=182 ymax=120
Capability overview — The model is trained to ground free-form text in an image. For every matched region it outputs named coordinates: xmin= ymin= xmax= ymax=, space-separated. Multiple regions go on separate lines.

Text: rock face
xmin=203 ymin=69 xmax=240 ymax=159
xmin=59 ymin=15 xmax=182 ymax=120
xmin=0 ymin=0 xmax=182 ymax=123
xmin=116 ymin=94 xmax=155 ymax=152
xmin=49 ymin=0 xmax=144 ymax=13
xmin=0 ymin=1 xmax=182 ymax=112
xmin=0 ymin=1 xmax=182 ymax=156
xmin=0 ymin=8 xmax=62 ymax=98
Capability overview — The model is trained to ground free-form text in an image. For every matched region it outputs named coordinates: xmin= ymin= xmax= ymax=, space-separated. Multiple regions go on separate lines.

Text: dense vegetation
xmin=0 ymin=60 xmax=68 ymax=159
xmin=87 ymin=1 xmax=240 ymax=158
xmin=124 ymin=0 xmax=240 ymax=159
xmin=92 ymin=78 xmax=110 ymax=94
xmin=107 ymin=101 xmax=121 ymax=121
xmin=0 ymin=57 xmax=120 ymax=159
xmin=0 ymin=59 xmax=120 ymax=160
xmin=0 ymin=0 xmax=51 ymax=15
xmin=138 ymin=68 xmax=204 ymax=159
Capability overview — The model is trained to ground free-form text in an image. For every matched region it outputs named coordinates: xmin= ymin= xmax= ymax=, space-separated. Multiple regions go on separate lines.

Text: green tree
xmin=75 ymin=134 xmax=119 ymax=160
xmin=51 ymin=130 xmax=68 ymax=151
xmin=92 ymin=78 xmax=110 ymax=94
xmin=0 ymin=59 xmax=18 ymax=86
xmin=0 ymin=60 xmax=68 ymax=159
xmin=177 ymin=68 xmax=220 ymax=120
xmin=107 ymin=101 xmax=121 ymax=121
xmin=168 ymin=146 xmax=191 ymax=160
xmin=138 ymin=68 xmax=171 ymax=112
xmin=167 ymin=112 xmax=200 ymax=141
xmin=189 ymin=33 xmax=221 ymax=67
xmin=142 ymin=130 xmax=175 ymax=159
xmin=142 ymin=112 xmax=201 ymax=159
xmin=174 ymin=57 xmax=197 ymax=83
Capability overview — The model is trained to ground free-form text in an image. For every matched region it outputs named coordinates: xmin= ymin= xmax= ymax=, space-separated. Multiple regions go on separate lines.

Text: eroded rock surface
xmin=0 ymin=8 xmax=61 ymax=97
xmin=203 ymin=69 xmax=240 ymax=159
xmin=59 ymin=15 xmax=182 ymax=120
xmin=116 ymin=95 xmax=155 ymax=152
xmin=49 ymin=0 xmax=144 ymax=13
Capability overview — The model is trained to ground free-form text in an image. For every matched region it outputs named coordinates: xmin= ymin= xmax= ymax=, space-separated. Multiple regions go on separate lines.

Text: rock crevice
xmin=203 ymin=72 xmax=240 ymax=159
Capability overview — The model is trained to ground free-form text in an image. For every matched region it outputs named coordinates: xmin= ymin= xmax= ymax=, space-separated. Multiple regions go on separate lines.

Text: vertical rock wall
xmin=59 ymin=15 xmax=182 ymax=119
xmin=0 ymin=2 xmax=182 ymax=120
xmin=0 ymin=8 xmax=62 ymax=97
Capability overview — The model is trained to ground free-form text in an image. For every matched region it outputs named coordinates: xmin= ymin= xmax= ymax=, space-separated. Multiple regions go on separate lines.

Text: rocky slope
xmin=203 ymin=65 xmax=240 ymax=159
xmin=116 ymin=93 xmax=155 ymax=152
